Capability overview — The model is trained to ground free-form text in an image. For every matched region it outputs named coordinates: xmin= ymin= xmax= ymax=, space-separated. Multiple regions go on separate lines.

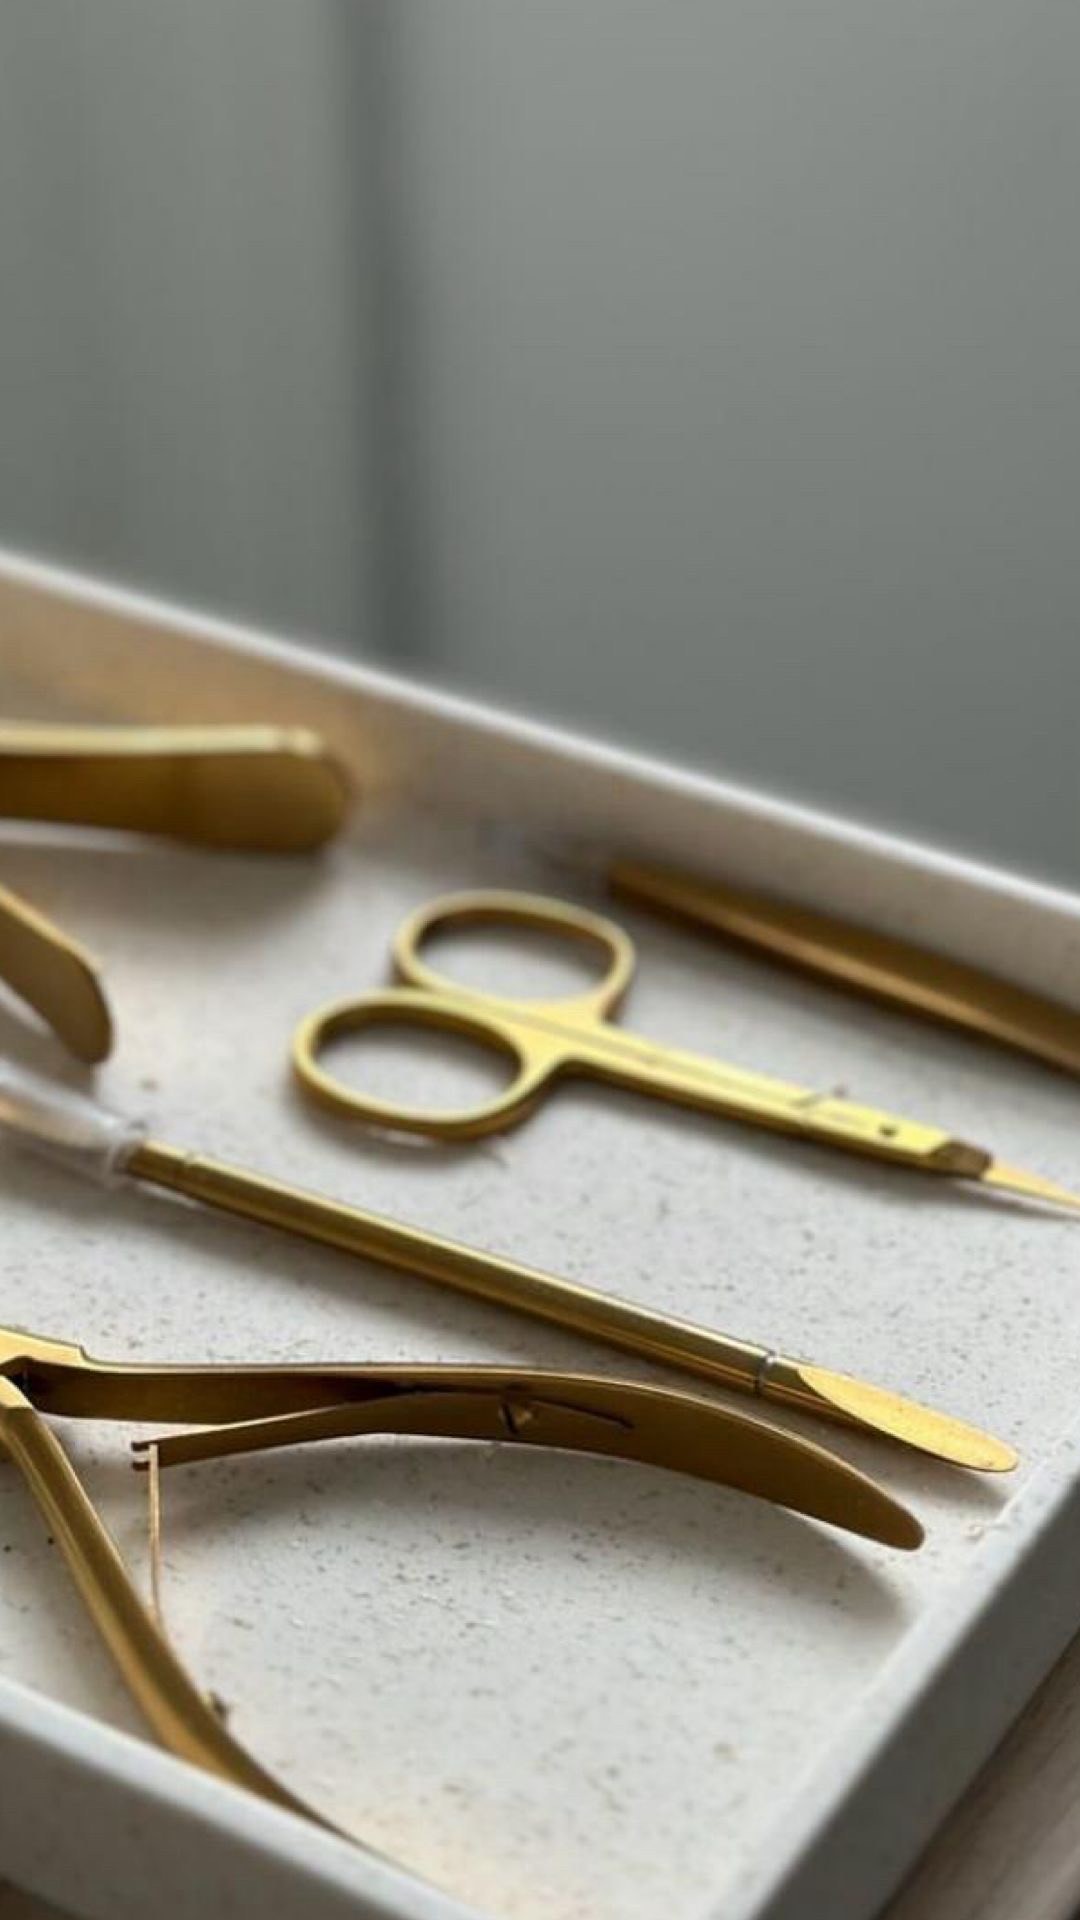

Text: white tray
xmin=1 ymin=550 xmax=1079 ymax=1920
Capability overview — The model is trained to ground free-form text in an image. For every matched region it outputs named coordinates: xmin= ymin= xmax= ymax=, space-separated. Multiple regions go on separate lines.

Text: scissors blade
xmin=979 ymin=1160 xmax=1080 ymax=1214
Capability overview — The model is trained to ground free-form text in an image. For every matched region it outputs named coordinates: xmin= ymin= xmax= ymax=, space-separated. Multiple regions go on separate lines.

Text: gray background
xmin=1 ymin=1 xmax=1077 ymax=882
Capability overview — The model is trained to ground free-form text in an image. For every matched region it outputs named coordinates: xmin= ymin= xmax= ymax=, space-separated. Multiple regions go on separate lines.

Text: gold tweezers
xmin=0 ymin=722 xmax=350 ymax=1061
xmin=0 ymin=1320 xmax=920 ymax=1846
xmin=611 ymin=858 xmax=1080 ymax=1081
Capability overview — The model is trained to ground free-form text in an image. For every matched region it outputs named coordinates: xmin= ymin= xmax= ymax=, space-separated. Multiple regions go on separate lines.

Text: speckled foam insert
xmin=1 ymin=556 xmax=1079 ymax=1920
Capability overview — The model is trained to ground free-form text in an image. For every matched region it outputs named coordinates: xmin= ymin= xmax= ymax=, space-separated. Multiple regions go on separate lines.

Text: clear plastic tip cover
xmin=0 ymin=1065 xmax=145 ymax=1184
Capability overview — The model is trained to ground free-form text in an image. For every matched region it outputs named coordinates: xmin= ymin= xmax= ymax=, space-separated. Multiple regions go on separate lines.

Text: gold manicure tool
xmin=0 ymin=1320 xmax=921 ymax=1847
xmin=0 ymin=721 xmax=350 ymax=1062
xmin=610 ymin=856 xmax=1080 ymax=1078
xmin=0 ymin=1066 xmax=1015 ymax=1472
xmin=293 ymin=888 xmax=1080 ymax=1215
xmin=611 ymin=857 xmax=1080 ymax=1211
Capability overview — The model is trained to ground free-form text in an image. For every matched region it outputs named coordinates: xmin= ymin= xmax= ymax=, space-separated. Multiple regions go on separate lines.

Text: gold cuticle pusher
xmin=0 ymin=1066 xmax=1016 ymax=1473
xmin=0 ymin=722 xmax=351 ymax=1063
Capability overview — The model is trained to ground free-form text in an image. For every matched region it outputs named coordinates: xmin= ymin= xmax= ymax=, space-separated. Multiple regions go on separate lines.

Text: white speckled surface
xmin=1 ymin=555 xmax=1079 ymax=1920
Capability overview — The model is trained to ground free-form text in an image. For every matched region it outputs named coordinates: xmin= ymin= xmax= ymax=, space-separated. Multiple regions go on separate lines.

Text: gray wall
xmin=1 ymin=3 xmax=1078 ymax=882
xmin=0 ymin=0 xmax=375 ymax=640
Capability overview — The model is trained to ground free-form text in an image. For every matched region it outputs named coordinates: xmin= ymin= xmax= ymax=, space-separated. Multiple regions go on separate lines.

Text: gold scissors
xmin=0 ymin=1318 xmax=920 ymax=1852
xmin=294 ymin=889 xmax=1080 ymax=1213
xmin=0 ymin=721 xmax=349 ymax=1062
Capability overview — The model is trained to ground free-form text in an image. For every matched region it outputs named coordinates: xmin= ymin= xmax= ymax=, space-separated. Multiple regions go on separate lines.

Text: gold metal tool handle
xmin=0 ymin=882 xmax=112 ymax=1062
xmin=0 ymin=722 xmax=350 ymax=851
xmin=0 ymin=1378 xmax=321 ymax=1826
xmin=292 ymin=889 xmax=639 ymax=1136
xmin=0 ymin=1362 xmax=919 ymax=1881
xmin=134 ymin=1373 xmax=923 ymax=1550
xmin=0 ymin=1298 xmax=1017 ymax=1474
xmin=394 ymin=889 xmax=637 ymax=1016
xmin=293 ymin=983 xmax=558 ymax=1137
xmin=142 ymin=1128 xmax=766 ymax=1383
xmin=129 ymin=1136 xmax=770 ymax=1389
xmin=121 ymin=1139 xmax=1019 ymax=1472
xmin=612 ymin=858 xmax=1080 ymax=1078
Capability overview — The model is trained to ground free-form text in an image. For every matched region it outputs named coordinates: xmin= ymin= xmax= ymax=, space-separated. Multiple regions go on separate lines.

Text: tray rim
xmin=1 ymin=543 xmax=1079 ymax=1920
xmin=4 ymin=543 xmax=1080 ymax=970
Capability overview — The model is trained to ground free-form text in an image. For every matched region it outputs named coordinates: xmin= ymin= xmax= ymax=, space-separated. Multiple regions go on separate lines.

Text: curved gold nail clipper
xmin=292 ymin=886 xmax=1080 ymax=1215
xmin=0 ymin=1316 xmax=921 ymax=1843
xmin=0 ymin=722 xmax=350 ymax=1061
xmin=0 ymin=1067 xmax=1015 ymax=1474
